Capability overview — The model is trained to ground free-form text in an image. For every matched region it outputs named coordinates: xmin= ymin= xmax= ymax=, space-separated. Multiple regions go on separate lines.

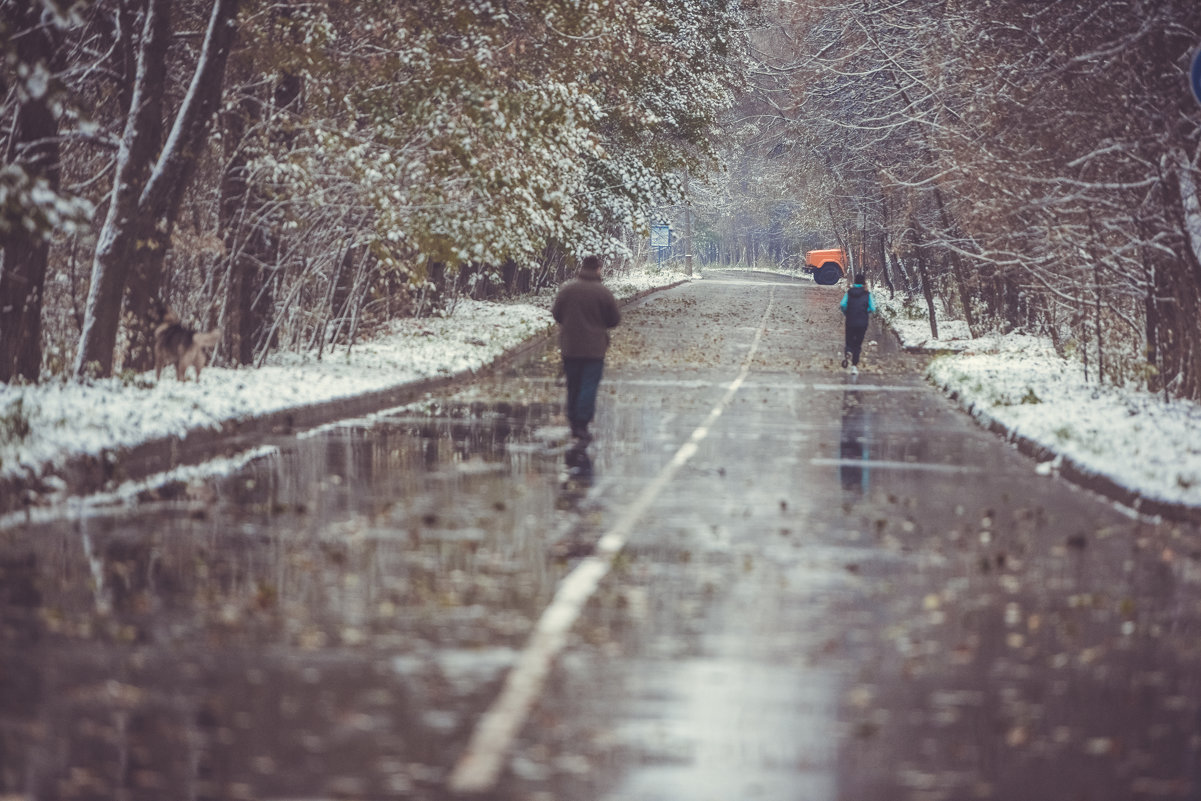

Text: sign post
xmin=650 ymin=224 xmax=671 ymax=270
xmin=683 ymin=171 xmax=693 ymax=277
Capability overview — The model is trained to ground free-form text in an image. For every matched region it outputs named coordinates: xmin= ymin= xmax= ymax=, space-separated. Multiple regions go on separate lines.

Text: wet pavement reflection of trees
xmin=0 ymin=399 xmax=582 ymax=800
xmin=6 ymin=274 xmax=1201 ymax=801
xmin=493 ymin=278 xmax=1201 ymax=801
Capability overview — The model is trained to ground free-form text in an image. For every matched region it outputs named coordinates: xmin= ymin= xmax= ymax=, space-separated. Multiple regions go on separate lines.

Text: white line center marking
xmin=446 ymin=289 xmax=778 ymax=795
xmin=810 ymin=458 xmax=983 ymax=473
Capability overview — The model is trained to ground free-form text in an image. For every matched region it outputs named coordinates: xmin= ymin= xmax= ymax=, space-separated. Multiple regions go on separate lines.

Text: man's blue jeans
xmin=563 ymin=357 xmax=605 ymax=432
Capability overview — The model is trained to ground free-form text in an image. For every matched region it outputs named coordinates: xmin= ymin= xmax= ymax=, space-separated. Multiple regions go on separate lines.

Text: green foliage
xmin=239 ymin=0 xmax=750 ymax=269
xmin=117 ymin=369 xmax=154 ymax=390
xmin=899 ymin=299 xmax=929 ymax=321
xmin=0 ymin=397 xmax=32 ymax=445
xmin=3 ymin=0 xmax=752 ymax=379
xmin=0 ymin=4 xmax=93 ymax=242
xmin=0 ymin=161 xmax=93 ymax=242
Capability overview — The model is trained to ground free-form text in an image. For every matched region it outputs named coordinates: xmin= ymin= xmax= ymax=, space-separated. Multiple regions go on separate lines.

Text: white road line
xmin=446 ymin=289 xmax=778 ymax=795
xmin=811 ymin=458 xmax=983 ymax=474
xmin=700 ymin=278 xmax=810 ymax=288
xmin=510 ymin=377 xmax=927 ymax=393
xmin=808 ymin=383 xmax=924 ymax=392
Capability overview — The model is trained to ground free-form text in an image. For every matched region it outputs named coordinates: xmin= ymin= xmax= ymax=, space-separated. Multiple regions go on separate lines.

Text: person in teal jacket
xmin=839 ymin=273 xmax=877 ymax=375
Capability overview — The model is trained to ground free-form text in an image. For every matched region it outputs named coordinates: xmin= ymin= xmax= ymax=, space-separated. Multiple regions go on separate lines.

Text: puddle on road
xmin=0 ymin=399 xmax=599 ymax=801
xmin=8 ymin=278 xmax=1201 ymax=801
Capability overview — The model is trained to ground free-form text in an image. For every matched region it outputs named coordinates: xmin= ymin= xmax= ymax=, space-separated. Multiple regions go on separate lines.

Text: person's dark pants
xmin=845 ymin=324 xmax=868 ymax=366
xmin=563 ymin=357 xmax=605 ymax=435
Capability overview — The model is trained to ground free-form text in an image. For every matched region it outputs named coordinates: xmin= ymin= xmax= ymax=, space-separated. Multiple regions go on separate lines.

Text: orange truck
xmin=804 ymin=248 xmax=846 ymax=285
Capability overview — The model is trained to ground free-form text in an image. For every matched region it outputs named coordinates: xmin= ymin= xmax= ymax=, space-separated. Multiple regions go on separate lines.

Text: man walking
xmin=839 ymin=272 xmax=876 ymax=376
xmin=551 ymin=255 xmax=621 ymax=444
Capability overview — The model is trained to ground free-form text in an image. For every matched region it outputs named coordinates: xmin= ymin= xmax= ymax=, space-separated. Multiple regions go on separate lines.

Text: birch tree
xmin=204 ymin=0 xmax=749 ymax=358
xmin=74 ymin=0 xmax=240 ymax=378
xmin=3 ymin=0 xmax=751 ymax=382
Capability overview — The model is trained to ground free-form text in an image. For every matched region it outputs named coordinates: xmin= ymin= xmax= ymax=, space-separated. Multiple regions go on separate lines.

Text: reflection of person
xmin=551 ymin=255 xmax=621 ymax=444
xmin=839 ymin=273 xmax=877 ymax=376
xmin=839 ymin=390 xmax=869 ymax=492
xmin=552 ymin=447 xmax=595 ymax=557
xmin=565 ymin=446 xmax=593 ymax=481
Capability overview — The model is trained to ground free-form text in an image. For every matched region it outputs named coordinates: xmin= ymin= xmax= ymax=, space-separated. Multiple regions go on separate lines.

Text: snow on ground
xmin=874 ymin=293 xmax=973 ymax=350
xmin=4 ymin=261 xmax=1200 ymax=516
xmin=876 ymin=292 xmax=1201 ymax=511
xmin=0 ymin=265 xmax=692 ymax=485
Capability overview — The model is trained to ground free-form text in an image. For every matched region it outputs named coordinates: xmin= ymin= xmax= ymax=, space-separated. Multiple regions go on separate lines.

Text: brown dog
xmin=154 ymin=319 xmax=221 ymax=382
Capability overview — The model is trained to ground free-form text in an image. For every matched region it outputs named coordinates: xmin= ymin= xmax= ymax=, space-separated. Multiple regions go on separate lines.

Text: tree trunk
xmin=1163 ymin=159 xmax=1201 ymax=400
xmin=1093 ymin=260 xmax=1104 ymax=384
xmin=910 ymin=221 xmax=939 ymax=340
xmin=878 ymin=235 xmax=895 ymax=299
xmin=219 ymin=95 xmax=255 ymax=365
xmin=932 ymin=186 xmax=978 ymax=336
xmin=0 ymin=4 xmax=62 ymax=383
xmin=330 ymin=245 xmax=356 ymax=343
xmin=889 ymin=246 xmax=913 ymax=294
xmin=74 ymin=0 xmax=170 ymax=377
xmin=75 ymin=0 xmax=240 ymax=378
xmin=124 ymin=0 xmax=241 ymax=371
xmin=1138 ymin=233 xmax=1163 ymax=394
xmin=918 ymin=257 xmax=939 ymax=340
xmin=219 ymin=70 xmax=298 ymax=366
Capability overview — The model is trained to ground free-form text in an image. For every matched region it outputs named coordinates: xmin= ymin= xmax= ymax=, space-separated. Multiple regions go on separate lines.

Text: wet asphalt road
xmin=3 ymin=270 xmax=1201 ymax=801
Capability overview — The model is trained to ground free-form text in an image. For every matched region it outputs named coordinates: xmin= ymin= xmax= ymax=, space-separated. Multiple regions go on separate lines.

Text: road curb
xmin=1 ymin=283 xmax=685 ymax=517
xmin=897 ymin=332 xmax=1201 ymax=525
xmin=1 ymin=338 xmax=547 ymax=517
xmin=957 ymin=397 xmax=1201 ymax=525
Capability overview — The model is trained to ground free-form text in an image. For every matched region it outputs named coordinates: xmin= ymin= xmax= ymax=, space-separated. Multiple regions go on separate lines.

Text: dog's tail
xmin=193 ymin=329 xmax=221 ymax=348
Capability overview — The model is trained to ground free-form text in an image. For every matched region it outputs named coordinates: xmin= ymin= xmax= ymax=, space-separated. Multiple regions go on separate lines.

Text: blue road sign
xmin=1193 ymin=45 xmax=1201 ymax=106
xmin=650 ymin=224 xmax=671 ymax=249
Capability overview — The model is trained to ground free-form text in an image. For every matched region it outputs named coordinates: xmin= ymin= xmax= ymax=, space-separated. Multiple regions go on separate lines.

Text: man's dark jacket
xmin=551 ymin=266 xmax=621 ymax=359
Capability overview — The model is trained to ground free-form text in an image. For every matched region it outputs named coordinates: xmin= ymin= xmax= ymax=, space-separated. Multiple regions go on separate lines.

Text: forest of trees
xmin=718 ymin=0 xmax=1201 ymax=401
xmin=3 ymin=0 xmax=1201 ymax=402
xmin=1 ymin=0 xmax=748 ymax=381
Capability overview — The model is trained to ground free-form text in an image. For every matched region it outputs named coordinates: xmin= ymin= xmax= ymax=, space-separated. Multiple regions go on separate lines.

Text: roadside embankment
xmin=0 ymin=273 xmax=689 ymax=519
xmin=878 ymin=294 xmax=1201 ymax=523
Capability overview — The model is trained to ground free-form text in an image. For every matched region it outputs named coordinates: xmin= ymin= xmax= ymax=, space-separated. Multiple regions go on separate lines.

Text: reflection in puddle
xmin=551 ymin=446 xmax=599 ymax=560
xmin=839 ymin=389 xmax=871 ymax=494
xmin=604 ymin=660 xmax=840 ymax=801
xmin=0 ymin=400 xmax=597 ymax=800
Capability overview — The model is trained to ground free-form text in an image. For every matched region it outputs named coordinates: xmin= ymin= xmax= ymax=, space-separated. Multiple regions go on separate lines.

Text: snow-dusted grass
xmin=7 ymin=260 xmax=1199 ymax=515
xmin=0 ymin=264 xmax=694 ymax=485
xmin=875 ymin=292 xmax=973 ymax=351
xmin=877 ymin=293 xmax=1201 ymax=510
xmin=600 ymin=262 xmax=694 ymax=299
